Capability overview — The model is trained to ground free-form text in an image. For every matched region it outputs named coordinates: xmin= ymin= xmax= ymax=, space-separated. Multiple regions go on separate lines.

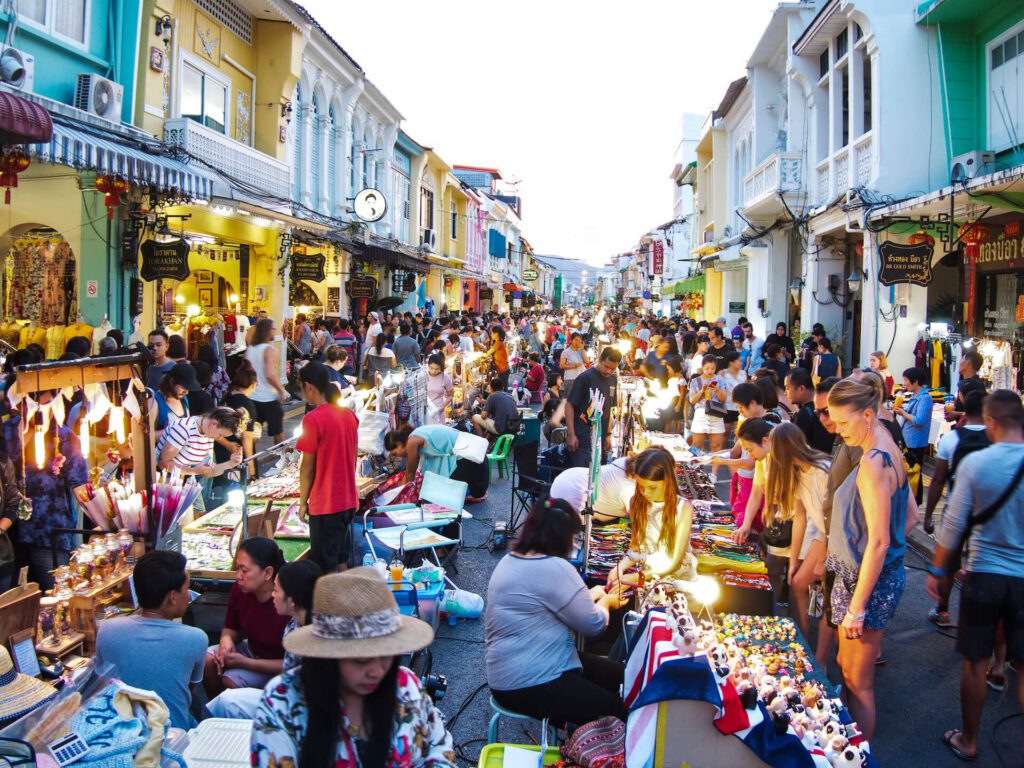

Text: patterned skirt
xmin=825 ymin=555 xmax=905 ymax=631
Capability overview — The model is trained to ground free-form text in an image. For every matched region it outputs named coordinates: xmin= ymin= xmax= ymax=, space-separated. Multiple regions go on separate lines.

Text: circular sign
xmin=354 ymin=188 xmax=387 ymax=223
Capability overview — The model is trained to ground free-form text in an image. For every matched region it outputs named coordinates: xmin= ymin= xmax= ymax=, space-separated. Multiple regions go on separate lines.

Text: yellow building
xmin=693 ymin=107 xmax=731 ymax=323
xmin=133 ymin=0 xmax=308 ymax=335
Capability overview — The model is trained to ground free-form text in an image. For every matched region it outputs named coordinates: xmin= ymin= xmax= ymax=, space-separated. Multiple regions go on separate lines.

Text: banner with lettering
xmin=140 ymin=238 xmax=190 ymax=282
xmin=878 ymin=241 xmax=932 ymax=286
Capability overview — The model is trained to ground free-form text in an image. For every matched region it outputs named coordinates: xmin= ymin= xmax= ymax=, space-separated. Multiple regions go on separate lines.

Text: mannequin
xmin=127 ymin=315 xmax=144 ymax=347
xmin=92 ymin=313 xmax=114 ymax=354
xmin=63 ymin=313 xmax=93 ymax=353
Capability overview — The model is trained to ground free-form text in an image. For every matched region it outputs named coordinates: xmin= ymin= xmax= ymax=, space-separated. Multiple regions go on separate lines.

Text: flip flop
xmin=942 ymin=729 xmax=977 ymax=761
xmin=986 ymin=671 xmax=1006 ymax=692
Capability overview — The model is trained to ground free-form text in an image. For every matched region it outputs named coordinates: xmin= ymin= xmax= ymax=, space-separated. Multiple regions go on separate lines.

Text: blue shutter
xmin=327 ymin=106 xmax=337 ymax=214
xmin=310 ymin=99 xmax=321 ymax=210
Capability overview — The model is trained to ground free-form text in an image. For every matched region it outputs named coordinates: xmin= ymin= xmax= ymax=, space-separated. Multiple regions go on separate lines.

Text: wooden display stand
xmin=67 ymin=572 xmax=135 ymax=653
xmin=645 ymin=699 xmax=771 ymax=768
xmin=0 ymin=583 xmax=41 ymax=648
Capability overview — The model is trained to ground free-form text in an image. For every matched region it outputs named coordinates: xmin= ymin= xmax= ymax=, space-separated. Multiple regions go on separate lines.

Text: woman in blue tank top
xmin=825 ymin=372 xmax=916 ymax=742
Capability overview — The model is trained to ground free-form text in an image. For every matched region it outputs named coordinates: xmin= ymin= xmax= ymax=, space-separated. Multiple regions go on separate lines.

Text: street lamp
xmin=847 ymin=268 xmax=864 ymax=294
xmin=789 ymin=277 xmax=804 ymax=303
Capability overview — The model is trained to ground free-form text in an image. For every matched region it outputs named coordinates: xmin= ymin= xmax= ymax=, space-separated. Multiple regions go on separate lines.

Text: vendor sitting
xmin=204 ymin=537 xmax=290 ymax=698
xmin=606 ymin=447 xmax=697 ymax=587
xmin=94 ymin=550 xmax=207 ymax=729
xmin=471 ymin=378 xmax=519 ymax=438
xmin=485 ymin=497 xmax=630 ymax=727
xmin=549 ymin=453 xmax=637 ymax=522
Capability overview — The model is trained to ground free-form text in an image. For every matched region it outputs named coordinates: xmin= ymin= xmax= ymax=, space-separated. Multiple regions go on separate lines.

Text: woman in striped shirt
xmin=157 ymin=407 xmax=245 ymax=513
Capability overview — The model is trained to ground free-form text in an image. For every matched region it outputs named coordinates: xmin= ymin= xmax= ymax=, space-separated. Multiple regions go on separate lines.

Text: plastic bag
xmin=441 ymin=588 xmax=484 ymax=619
xmin=358 ymin=410 xmax=391 ymax=456
xmin=452 ymin=432 xmax=488 ymax=464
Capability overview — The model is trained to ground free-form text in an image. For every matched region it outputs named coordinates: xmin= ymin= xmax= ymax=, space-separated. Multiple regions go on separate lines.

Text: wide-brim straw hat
xmin=284 ymin=567 xmax=434 ymax=659
xmin=0 ymin=646 xmax=57 ymax=722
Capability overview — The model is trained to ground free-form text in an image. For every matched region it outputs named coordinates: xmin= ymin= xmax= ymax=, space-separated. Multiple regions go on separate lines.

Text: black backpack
xmin=949 ymin=427 xmax=991 ymax=485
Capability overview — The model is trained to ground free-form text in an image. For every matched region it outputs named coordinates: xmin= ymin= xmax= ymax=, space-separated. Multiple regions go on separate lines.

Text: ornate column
xmin=297 ymin=102 xmax=314 ymax=210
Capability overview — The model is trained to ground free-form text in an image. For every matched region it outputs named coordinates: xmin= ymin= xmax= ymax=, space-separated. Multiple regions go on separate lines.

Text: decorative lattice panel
xmin=192 ymin=0 xmax=252 ymax=44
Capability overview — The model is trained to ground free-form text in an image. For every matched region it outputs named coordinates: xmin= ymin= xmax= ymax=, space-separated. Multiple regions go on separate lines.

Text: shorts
xmin=829 ymin=557 xmax=905 ymax=631
xmin=309 ymin=509 xmax=355 ymax=572
xmin=956 ymin=571 xmax=1024 ymax=663
xmin=823 ymin=569 xmax=838 ymax=629
xmin=472 ymin=414 xmax=500 ymax=436
xmin=691 ymin=407 xmax=725 ymax=435
xmin=206 ymin=641 xmax=276 ymax=689
xmin=252 ymin=398 xmax=284 ymax=436
xmin=206 ymin=687 xmax=262 ymax=719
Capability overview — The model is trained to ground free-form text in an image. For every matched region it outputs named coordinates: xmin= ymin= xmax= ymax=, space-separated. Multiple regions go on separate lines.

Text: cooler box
xmin=519 ymin=411 xmax=541 ymax=444
xmin=416 ymin=579 xmax=446 ymax=627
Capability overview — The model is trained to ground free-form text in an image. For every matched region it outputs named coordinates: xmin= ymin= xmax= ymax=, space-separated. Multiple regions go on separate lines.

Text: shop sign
xmin=878 ymin=241 xmax=933 ymax=286
xmin=347 ymin=277 xmax=377 ymax=298
xmin=652 ymin=241 xmax=664 ymax=274
xmin=130 ymin=277 xmax=144 ymax=318
xmin=291 ymin=252 xmax=326 ymax=283
xmin=391 ymin=272 xmax=406 ymax=293
xmin=974 ymin=233 xmax=1024 ymax=273
xmin=642 ymin=290 xmax=652 ymax=299
xmin=729 ymin=301 xmax=746 ymax=314
xmin=479 ymin=287 xmax=493 ymax=299
xmin=140 ymin=238 xmax=190 ymax=282
xmin=121 ymin=229 xmax=137 ymax=267
xmin=522 ymin=268 xmax=538 ymax=281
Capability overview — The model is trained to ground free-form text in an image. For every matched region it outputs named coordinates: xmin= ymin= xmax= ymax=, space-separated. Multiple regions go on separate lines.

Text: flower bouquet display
xmin=151 ymin=469 xmax=203 ymax=539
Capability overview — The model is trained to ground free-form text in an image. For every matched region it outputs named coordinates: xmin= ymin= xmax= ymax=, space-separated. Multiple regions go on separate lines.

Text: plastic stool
xmin=487 ymin=695 xmax=556 ymax=745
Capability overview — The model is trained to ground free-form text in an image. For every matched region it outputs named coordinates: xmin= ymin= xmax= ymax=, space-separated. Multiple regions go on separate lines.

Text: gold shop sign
xmin=975 ymin=234 xmax=1024 ymax=272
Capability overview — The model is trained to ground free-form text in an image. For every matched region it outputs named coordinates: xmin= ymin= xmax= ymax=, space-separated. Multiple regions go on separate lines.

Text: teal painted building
xmin=0 ymin=1 xmax=207 ymax=337
xmin=917 ymin=0 xmax=1024 ymax=165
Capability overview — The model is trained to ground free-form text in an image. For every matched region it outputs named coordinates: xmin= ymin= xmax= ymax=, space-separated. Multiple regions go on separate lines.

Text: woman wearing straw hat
xmin=251 ymin=568 xmax=455 ymax=768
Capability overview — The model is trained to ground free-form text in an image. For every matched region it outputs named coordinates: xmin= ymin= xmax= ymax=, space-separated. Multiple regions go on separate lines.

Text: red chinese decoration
xmin=1005 ymin=221 xmax=1021 ymax=237
xmin=958 ymin=220 xmax=990 ymax=245
xmin=907 ymin=230 xmax=935 ymax=247
xmin=0 ymin=148 xmax=30 ymax=205
xmin=94 ymin=174 xmax=130 ymax=219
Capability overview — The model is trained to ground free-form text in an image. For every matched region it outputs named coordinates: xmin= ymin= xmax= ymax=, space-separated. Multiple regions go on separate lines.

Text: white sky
xmin=302 ymin=0 xmax=782 ymax=266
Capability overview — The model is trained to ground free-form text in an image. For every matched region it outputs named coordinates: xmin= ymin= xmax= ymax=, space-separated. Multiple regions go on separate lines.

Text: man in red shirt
xmin=524 ymin=352 xmax=545 ymax=403
xmin=296 ymin=362 xmax=359 ymax=573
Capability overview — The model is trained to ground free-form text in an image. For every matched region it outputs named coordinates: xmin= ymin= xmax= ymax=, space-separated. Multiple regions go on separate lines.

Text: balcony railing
xmin=163 ymin=118 xmax=290 ymax=200
xmin=742 ymin=151 xmax=803 ymax=210
xmin=814 ymin=133 xmax=874 ymax=205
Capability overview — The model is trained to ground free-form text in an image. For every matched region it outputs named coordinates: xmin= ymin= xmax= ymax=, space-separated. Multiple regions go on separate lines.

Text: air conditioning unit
xmin=74 ymin=74 xmax=123 ymax=121
xmin=421 ymin=228 xmax=436 ymax=250
xmin=950 ymin=150 xmax=995 ymax=183
xmin=0 ymin=46 xmax=34 ymax=92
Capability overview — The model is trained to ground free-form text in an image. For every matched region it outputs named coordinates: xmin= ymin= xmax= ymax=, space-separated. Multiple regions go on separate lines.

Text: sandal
xmin=986 ymin=670 xmax=1006 ymax=692
xmin=943 ymin=729 xmax=977 ymax=761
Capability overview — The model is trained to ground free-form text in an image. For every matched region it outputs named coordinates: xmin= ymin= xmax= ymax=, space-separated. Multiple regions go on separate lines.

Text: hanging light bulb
xmin=79 ymin=414 xmax=90 ymax=457
xmin=33 ymin=412 xmax=45 ymax=471
xmin=108 ymin=405 xmax=126 ymax=445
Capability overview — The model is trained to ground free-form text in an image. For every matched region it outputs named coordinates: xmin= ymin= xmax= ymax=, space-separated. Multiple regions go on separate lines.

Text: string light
xmin=79 ymin=414 xmax=90 ymax=456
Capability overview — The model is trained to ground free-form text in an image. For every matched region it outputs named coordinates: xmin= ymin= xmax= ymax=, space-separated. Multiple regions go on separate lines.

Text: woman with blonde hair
xmin=607 ymin=447 xmax=696 ymax=587
xmin=867 ymin=351 xmax=894 ymax=399
xmin=826 ymin=373 xmax=916 ymax=741
xmin=762 ymin=422 xmax=830 ymax=638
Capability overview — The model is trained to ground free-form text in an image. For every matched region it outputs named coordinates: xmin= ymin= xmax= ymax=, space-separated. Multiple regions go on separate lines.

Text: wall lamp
xmin=757 ymin=298 xmax=769 ymax=318
xmin=155 ymin=15 xmax=173 ymax=42
xmin=789 ymin=277 xmax=804 ymax=303
xmin=281 ymin=101 xmax=293 ymax=123
xmin=814 ymin=269 xmax=863 ymax=308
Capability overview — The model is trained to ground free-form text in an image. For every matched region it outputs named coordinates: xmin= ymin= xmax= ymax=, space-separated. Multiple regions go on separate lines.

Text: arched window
xmin=311 ymin=94 xmax=322 ymax=210
xmin=292 ymin=83 xmax=303 ymax=203
xmin=327 ymin=104 xmax=337 ymax=214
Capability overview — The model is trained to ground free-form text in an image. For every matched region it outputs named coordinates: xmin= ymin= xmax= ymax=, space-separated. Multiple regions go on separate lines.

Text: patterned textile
xmin=563 ymin=716 xmax=625 ymax=768
xmin=251 ymin=666 xmax=455 ymax=768
xmin=7 ymin=238 xmax=74 ymax=325
xmin=17 ymin=426 xmax=88 ymax=550
xmin=205 ymin=367 xmax=230 ymax=404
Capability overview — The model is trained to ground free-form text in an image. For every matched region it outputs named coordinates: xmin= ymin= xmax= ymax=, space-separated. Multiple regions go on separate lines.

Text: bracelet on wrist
xmin=927 ymin=564 xmax=949 ymax=578
xmin=845 ymin=610 xmax=866 ymax=622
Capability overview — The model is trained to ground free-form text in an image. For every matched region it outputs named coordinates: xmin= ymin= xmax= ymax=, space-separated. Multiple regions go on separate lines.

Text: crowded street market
xmin=0 ymin=1 xmax=1021 ymax=767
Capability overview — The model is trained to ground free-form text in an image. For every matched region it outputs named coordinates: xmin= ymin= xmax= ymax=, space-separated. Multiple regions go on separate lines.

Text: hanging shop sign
xmin=479 ymin=287 xmax=493 ymax=300
xmin=347 ymin=277 xmax=377 ymax=299
xmin=140 ymin=238 xmax=190 ymax=282
xmin=291 ymin=251 xmax=326 ymax=283
xmin=353 ymin=188 xmax=387 ymax=223
xmin=652 ymin=241 xmax=664 ymax=274
xmin=391 ymin=271 xmax=406 ymax=293
xmin=878 ymin=241 xmax=933 ymax=286
xmin=973 ymin=232 xmax=1024 ymax=273
xmin=522 ymin=268 xmax=538 ymax=281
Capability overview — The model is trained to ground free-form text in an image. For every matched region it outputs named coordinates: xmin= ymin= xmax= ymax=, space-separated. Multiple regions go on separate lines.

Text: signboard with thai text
xmin=652 ymin=241 xmax=664 ymax=274
xmin=879 ymin=241 xmax=933 ymax=286
xmin=522 ymin=268 xmax=538 ymax=281
xmin=140 ymin=238 xmax=190 ymax=282
xmin=974 ymin=233 xmax=1024 ymax=273
xmin=290 ymin=252 xmax=326 ymax=283
xmin=347 ymin=277 xmax=377 ymax=298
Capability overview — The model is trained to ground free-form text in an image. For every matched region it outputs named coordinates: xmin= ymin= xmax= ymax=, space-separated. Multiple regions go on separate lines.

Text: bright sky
xmin=302 ymin=0 xmax=781 ymax=266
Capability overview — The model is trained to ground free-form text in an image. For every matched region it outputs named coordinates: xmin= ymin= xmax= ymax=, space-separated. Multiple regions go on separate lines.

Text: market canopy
xmin=674 ymin=274 xmax=705 ymax=296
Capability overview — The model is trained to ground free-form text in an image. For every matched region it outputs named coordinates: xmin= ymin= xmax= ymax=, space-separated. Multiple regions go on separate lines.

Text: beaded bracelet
xmin=845 ymin=610 xmax=866 ymax=623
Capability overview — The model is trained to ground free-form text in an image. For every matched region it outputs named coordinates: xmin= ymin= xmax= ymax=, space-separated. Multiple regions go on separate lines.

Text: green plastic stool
xmin=487 ymin=433 xmax=515 ymax=480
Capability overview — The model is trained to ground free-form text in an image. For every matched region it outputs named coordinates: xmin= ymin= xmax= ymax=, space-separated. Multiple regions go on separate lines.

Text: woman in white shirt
xmin=762 ymin=422 xmax=830 ymax=638
xmin=560 ymin=332 xmax=588 ymax=387
xmin=362 ymin=333 xmax=397 ymax=383
xmin=549 ymin=457 xmax=636 ymax=522
xmin=687 ymin=334 xmax=710 ymax=378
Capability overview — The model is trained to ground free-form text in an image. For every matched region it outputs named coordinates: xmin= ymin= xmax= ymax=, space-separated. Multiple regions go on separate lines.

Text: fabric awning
xmin=28 ymin=120 xmax=213 ymax=199
xmin=502 ymin=282 xmax=520 ymax=291
xmin=674 ymin=274 xmax=706 ymax=295
xmin=0 ymin=92 xmax=52 ymax=144
xmin=363 ymin=244 xmax=429 ymax=275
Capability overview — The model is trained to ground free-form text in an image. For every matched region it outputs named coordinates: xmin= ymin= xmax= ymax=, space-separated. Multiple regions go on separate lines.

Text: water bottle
xmin=362 ymin=552 xmax=376 ymax=568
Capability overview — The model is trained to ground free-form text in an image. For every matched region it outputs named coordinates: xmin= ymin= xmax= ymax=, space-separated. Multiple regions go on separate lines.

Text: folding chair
xmin=509 ymin=440 xmax=551 ymax=534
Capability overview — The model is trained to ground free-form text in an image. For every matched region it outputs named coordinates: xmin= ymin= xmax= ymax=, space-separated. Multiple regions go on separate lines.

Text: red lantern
xmin=958 ymin=220 xmax=990 ymax=245
xmin=94 ymin=174 xmax=130 ymax=219
xmin=0 ymin=149 xmax=30 ymax=205
xmin=907 ymin=230 xmax=935 ymax=247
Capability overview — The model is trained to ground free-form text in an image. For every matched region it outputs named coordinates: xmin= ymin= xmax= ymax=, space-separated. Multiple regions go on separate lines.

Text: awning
xmin=363 ymin=244 xmax=429 ymax=275
xmin=674 ymin=274 xmax=706 ymax=295
xmin=502 ymin=282 xmax=521 ymax=291
xmin=0 ymin=92 xmax=52 ymax=144
xmin=28 ymin=120 xmax=213 ymax=199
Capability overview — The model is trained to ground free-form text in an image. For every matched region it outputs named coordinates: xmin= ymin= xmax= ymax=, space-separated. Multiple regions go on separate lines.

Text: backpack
xmin=949 ymin=427 xmax=991 ymax=484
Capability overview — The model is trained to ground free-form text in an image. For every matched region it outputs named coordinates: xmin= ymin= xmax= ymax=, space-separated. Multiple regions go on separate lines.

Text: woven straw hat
xmin=284 ymin=567 xmax=434 ymax=659
xmin=0 ymin=646 xmax=57 ymax=722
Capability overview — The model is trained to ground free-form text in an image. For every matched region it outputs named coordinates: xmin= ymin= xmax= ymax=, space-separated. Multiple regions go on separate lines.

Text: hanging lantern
xmin=907 ymin=230 xmax=935 ymax=248
xmin=958 ymin=220 xmax=990 ymax=245
xmin=94 ymin=174 xmax=130 ymax=220
xmin=0 ymin=148 xmax=30 ymax=205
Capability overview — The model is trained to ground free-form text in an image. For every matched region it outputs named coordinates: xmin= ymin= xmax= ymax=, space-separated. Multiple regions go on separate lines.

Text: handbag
xmin=761 ymin=515 xmax=793 ymax=548
xmin=562 ymin=716 xmax=625 ymax=768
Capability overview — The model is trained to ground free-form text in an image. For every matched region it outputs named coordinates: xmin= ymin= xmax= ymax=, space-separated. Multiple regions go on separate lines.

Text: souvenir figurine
xmin=831 ymin=744 xmax=868 ymax=768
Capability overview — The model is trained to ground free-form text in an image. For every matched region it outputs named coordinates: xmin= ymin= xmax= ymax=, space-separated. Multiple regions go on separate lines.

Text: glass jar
xmin=117 ymin=529 xmax=133 ymax=572
xmin=74 ymin=548 xmax=94 ymax=594
xmin=105 ymin=534 xmax=121 ymax=577
xmin=89 ymin=540 xmax=109 ymax=585
xmin=37 ymin=596 xmax=58 ymax=645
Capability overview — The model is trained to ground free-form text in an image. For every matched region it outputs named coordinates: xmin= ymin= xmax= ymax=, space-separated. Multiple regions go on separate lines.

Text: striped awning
xmin=28 ymin=121 xmax=213 ymax=200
